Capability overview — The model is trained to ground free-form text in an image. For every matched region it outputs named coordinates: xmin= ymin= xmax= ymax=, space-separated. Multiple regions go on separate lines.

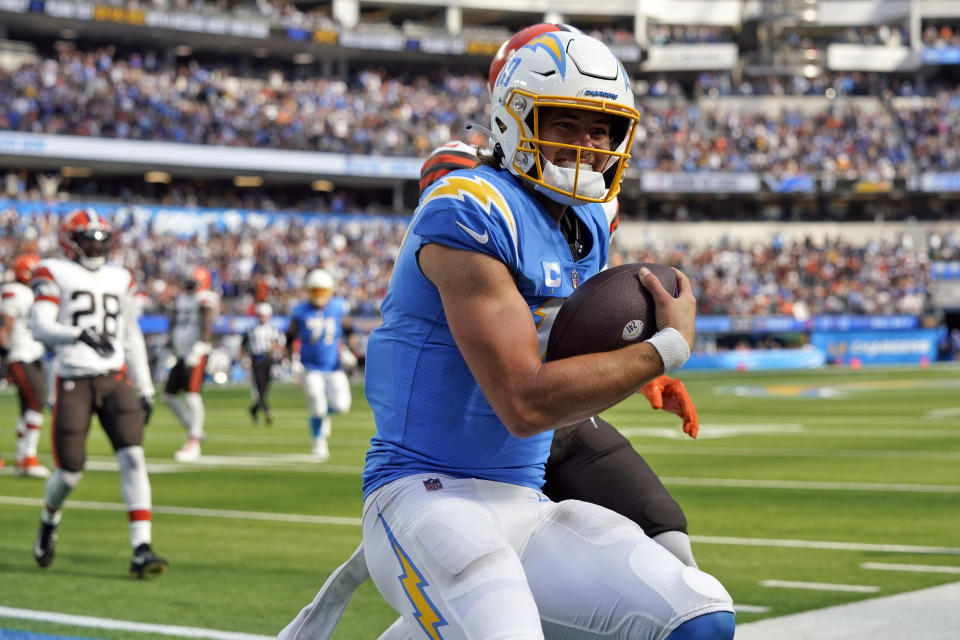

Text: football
xmin=545 ymin=262 xmax=678 ymax=361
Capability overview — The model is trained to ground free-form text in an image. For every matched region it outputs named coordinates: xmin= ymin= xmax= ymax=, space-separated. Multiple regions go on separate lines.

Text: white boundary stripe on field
xmin=760 ymin=580 xmax=880 ymax=593
xmin=3 ymin=495 xmax=958 ymax=555
xmin=0 ymin=606 xmax=273 ymax=640
xmin=692 ymin=534 xmax=960 ymax=555
xmin=632 ymin=445 xmax=960 ymax=461
xmin=734 ymin=581 xmax=960 ymax=640
xmin=861 ymin=562 xmax=960 ymax=574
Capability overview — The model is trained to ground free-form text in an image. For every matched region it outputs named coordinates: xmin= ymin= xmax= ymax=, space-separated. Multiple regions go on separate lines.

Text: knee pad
xmin=60 ymin=469 xmax=83 ymax=488
xmin=116 ymin=446 xmax=146 ymax=473
xmin=666 ymin=612 xmax=735 ymax=640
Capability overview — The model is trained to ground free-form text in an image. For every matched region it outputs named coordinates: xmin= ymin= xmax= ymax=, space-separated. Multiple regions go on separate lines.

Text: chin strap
xmin=79 ymin=257 xmax=106 ymax=271
xmin=534 ymin=157 xmax=608 ymax=206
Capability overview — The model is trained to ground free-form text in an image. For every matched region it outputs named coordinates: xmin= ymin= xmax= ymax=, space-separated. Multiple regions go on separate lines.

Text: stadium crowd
xmin=0 ymin=205 xmax=947 ymax=322
xmin=3 ymin=44 xmax=960 ymax=177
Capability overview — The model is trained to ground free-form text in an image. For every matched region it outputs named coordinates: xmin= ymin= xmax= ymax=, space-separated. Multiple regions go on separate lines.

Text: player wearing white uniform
xmin=29 ymin=208 xmax=166 ymax=578
xmin=165 ymin=266 xmax=218 ymax=462
xmin=0 ymin=254 xmax=50 ymax=478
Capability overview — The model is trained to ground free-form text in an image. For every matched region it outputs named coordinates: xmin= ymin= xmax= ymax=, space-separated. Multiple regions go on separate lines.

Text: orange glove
xmin=640 ymin=375 xmax=699 ymax=438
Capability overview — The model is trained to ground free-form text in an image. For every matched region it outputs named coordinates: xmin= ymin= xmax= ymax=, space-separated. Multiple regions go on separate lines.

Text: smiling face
xmin=537 ymin=107 xmax=613 ymax=173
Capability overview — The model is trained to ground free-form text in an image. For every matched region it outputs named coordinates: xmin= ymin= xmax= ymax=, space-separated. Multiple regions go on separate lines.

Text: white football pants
xmin=302 ymin=369 xmax=351 ymax=419
xmin=363 ymin=474 xmax=734 ymax=640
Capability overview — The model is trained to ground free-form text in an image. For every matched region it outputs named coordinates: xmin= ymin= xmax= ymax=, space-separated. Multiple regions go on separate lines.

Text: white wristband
xmin=646 ymin=327 xmax=691 ymax=373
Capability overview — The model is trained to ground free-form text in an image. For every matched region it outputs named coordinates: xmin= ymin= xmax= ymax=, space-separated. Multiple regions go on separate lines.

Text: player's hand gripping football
xmin=640 ymin=376 xmax=699 ymax=439
xmin=78 ymin=328 xmax=115 ymax=357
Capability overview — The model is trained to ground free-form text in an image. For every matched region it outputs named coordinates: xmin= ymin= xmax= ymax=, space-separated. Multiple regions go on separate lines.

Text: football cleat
xmin=15 ymin=457 xmax=51 ymax=479
xmin=33 ymin=522 xmax=58 ymax=568
xmin=311 ymin=438 xmax=330 ymax=462
xmin=130 ymin=543 xmax=167 ymax=579
xmin=174 ymin=439 xmax=201 ymax=462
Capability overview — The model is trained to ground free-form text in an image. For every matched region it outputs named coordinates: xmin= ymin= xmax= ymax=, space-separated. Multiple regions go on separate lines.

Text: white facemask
xmin=534 ymin=157 xmax=608 ymax=206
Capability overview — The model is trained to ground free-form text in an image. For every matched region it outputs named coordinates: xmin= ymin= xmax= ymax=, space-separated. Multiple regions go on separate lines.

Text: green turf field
xmin=1 ymin=364 xmax=958 ymax=639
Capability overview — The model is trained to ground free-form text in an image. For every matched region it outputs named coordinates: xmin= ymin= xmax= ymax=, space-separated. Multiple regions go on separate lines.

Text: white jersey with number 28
xmin=32 ymin=258 xmax=133 ymax=377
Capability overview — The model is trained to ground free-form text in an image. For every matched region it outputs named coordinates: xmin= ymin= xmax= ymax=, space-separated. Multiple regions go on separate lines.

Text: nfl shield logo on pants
xmin=423 ymin=478 xmax=443 ymax=492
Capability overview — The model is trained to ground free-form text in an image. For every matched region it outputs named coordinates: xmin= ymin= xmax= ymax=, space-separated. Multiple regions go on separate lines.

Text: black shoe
xmin=130 ymin=543 xmax=168 ymax=579
xmin=249 ymin=405 xmax=258 ymax=424
xmin=34 ymin=521 xmax=57 ymax=568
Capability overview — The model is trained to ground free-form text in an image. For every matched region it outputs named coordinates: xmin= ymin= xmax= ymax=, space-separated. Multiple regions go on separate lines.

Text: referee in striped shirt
xmin=243 ymin=303 xmax=285 ymax=425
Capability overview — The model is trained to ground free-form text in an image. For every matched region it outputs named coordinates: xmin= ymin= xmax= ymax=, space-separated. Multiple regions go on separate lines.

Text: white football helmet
xmin=489 ymin=31 xmax=639 ymax=205
xmin=305 ymin=269 xmax=334 ymax=307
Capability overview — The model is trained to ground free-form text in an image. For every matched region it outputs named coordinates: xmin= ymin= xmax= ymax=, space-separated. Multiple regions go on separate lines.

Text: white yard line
xmin=0 ymin=606 xmax=273 ymax=640
xmin=630 ymin=445 xmax=960 ymax=460
xmin=0 ymin=496 xmax=362 ymax=526
xmin=662 ymin=477 xmax=960 ymax=494
xmin=759 ymin=580 xmax=880 ymax=593
xmin=619 ymin=424 xmax=960 ymax=439
xmin=692 ymin=535 xmax=960 ymax=555
xmin=861 ymin=562 xmax=960 ymax=574
xmin=733 ymin=605 xmax=771 ymax=614
xmin=3 ymin=495 xmax=958 ymax=555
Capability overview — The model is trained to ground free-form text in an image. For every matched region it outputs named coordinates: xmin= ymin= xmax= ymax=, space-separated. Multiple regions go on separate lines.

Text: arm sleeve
xmin=30 ymin=300 xmax=82 ymax=346
xmin=122 ymin=293 xmax=155 ymax=397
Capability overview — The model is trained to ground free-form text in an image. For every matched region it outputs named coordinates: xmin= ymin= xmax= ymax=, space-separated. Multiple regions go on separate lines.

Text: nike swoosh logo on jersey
xmin=455 ymin=221 xmax=489 ymax=245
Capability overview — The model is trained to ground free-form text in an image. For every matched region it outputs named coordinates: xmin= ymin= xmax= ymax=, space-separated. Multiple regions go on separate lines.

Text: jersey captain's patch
xmin=379 ymin=513 xmax=448 ymax=639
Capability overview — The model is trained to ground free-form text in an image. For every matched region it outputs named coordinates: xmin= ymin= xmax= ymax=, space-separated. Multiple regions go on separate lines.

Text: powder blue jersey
xmin=291 ymin=298 xmax=348 ymax=371
xmin=362 ymin=165 xmax=609 ymax=498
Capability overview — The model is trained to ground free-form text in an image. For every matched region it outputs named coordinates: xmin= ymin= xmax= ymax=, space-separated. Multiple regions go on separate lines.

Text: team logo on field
xmin=423 ymin=478 xmax=443 ymax=492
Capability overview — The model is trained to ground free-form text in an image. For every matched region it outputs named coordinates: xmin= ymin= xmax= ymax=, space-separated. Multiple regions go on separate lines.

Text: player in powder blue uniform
xmin=286 ymin=268 xmax=352 ymax=461
xmin=359 ymin=31 xmax=734 ymax=640
xmin=363 ymin=163 xmax=608 ymax=493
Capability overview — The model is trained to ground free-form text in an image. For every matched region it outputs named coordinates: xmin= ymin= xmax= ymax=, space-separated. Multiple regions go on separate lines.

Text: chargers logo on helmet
xmin=520 ymin=33 xmax=567 ymax=78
